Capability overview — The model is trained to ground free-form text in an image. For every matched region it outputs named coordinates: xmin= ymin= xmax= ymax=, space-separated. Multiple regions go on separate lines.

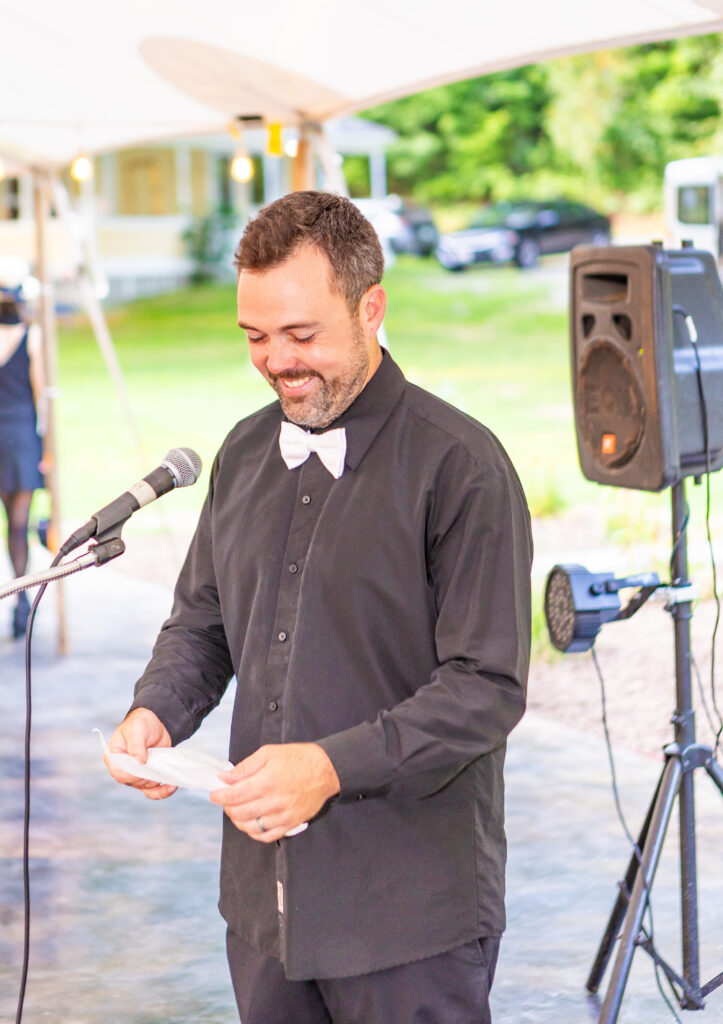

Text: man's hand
xmin=104 ymin=707 xmax=177 ymax=801
xmin=210 ymin=743 xmax=340 ymax=843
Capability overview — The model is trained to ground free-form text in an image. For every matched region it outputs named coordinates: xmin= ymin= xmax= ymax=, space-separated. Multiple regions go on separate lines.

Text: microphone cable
xmin=673 ymin=304 xmax=722 ymax=751
xmin=15 ymin=554 xmax=61 ymax=1024
xmin=591 ymin=647 xmax=683 ymax=1023
xmin=11 ymin=446 xmax=202 ymax=1022
xmin=690 ymin=343 xmax=723 ymax=753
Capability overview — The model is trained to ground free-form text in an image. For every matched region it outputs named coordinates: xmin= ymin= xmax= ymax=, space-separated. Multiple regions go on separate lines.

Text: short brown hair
xmin=234 ymin=191 xmax=384 ymax=313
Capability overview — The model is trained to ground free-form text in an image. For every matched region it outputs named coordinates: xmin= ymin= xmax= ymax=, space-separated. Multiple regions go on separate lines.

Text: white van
xmin=664 ymin=156 xmax=723 ymax=258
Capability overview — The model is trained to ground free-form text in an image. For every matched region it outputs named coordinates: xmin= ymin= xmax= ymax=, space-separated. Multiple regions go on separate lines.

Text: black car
xmin=436 ymin=199 xmax=611 ymax=271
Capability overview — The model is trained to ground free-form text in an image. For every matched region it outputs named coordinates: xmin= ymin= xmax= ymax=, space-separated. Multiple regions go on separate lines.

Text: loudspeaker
xmin=569 ymin=244 xmax=723 ymax=491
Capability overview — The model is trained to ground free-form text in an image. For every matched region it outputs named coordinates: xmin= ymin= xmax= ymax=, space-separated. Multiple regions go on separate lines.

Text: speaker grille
xmin=578 ymin=341 xmax=645 ymax=469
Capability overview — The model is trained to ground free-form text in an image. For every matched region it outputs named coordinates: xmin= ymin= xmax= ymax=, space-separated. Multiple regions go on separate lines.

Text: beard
xmin=270 ymin=331 xmax=371 ymax=429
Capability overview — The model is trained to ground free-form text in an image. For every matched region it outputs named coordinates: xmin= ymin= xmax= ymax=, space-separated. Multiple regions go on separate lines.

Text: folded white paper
xmin=94 ymin=729 xmax=231 ymax=790
xmin=94 ymin=729 xmax=308 ymax=836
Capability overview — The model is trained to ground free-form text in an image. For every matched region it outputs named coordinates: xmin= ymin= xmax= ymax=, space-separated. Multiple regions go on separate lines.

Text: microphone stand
xmin=10 ymin=528 xmax=126 ymax=1024
xmin=7 ymin=448 xmax=201 ymax=1024
xmin=0 ymin=538 xmax=126 ymax=601
xmin=587 ymin=478 xmax=723 ymax=1020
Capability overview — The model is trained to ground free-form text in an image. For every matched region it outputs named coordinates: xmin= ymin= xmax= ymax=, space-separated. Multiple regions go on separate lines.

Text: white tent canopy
xmin=4 ymin=0 xmax=723 ymax=654
xmin=3 ymin=0 xmax=723 ymax=168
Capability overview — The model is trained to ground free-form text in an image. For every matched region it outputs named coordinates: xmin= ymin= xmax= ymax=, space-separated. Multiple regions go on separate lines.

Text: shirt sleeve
xmin=128 ymin=453 xmax=235 ymax=744
xmin=317 ymin=438 xmax=532 ymax=800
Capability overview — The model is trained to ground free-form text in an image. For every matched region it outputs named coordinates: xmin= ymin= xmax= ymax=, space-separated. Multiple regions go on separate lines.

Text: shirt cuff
xmin=316 ymin=720 xmax=393 ymax=801
xmin=127 ymin=687 xmax=199 ymax=747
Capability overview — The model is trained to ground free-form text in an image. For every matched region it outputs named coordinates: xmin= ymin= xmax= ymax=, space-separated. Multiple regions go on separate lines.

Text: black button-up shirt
xmin=131 ymin=351 xmax=532 ymax=980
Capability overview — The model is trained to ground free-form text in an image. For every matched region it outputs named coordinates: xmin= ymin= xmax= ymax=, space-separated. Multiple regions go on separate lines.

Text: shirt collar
xmin=328 ymin=350 xmax=406 ymax=471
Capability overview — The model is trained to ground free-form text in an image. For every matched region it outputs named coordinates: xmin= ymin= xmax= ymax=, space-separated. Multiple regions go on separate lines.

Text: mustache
xmin=270 ymin=368 xmax=322 ymax=384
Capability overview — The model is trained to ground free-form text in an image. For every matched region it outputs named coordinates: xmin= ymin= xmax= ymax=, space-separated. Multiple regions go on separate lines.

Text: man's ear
xmin=359 ymin=284 xmax=386 ymax=338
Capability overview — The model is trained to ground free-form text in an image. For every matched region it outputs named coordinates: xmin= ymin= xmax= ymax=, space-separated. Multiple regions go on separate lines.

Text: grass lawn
xmin=50 ymin=255 xmax=722 ymax=576
xmin=52 ymin=257 xmax=582 ymax=516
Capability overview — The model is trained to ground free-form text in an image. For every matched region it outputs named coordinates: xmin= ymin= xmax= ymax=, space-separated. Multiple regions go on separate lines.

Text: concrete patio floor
xmin=2 ymin=561 xmax=722 ymax=1023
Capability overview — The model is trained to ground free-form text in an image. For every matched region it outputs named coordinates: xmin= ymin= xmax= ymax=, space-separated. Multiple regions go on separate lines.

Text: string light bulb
xmin=70 ymin=154 xmax=93 ymax=182
xmin=230 ymin=153 xmax=254 ymax=183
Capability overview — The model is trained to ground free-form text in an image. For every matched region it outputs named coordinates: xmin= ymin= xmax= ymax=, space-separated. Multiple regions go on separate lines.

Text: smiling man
xmin=241 ymin=240 xmax=382 ymax=430
xmin=105 ymin=191 xmax=533 ymax=1024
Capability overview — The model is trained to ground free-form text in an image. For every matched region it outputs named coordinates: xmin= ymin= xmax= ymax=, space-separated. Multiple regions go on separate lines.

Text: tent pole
xmin=298 ymin=124 xmax=389 ymax=345
xmin=50 ymin=175 xmax=146 ymax=457
xmin=50 ymin=175 xmax=181 ymax=566
xmin=292 ymin=121 xmax=349 ymax=196
xmin=311 ymin=124 xmax=349 ymax=196
xmin=291 ymin=129 xmax=313 ymax=192
xmin=33 ymin=170 xmax=68 ymax=654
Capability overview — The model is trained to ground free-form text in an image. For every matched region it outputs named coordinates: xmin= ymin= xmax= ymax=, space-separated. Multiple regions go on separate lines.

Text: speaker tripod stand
xmin=587 ymin=480 xmax=723 ymax=1022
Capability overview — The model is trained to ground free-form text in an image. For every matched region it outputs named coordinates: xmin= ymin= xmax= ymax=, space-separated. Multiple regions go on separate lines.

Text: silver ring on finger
xmin=256 ymin=816 xmax=268 ymax=833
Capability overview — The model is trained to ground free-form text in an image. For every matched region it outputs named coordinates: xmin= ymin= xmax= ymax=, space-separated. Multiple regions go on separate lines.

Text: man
xmin=106 ymin=190 xmax=532 ymax=1024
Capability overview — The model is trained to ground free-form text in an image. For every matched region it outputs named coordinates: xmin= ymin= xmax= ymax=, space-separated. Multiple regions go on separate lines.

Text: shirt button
xmin=301 ymin=494 xmax=311 ymax=505
xmin=288 ymin=563 xmax=298 ymax=574
xmin=278 ymin=631 xmax=288 ymax=642
xmin=268 ymin=700 xmax=278 ymax=712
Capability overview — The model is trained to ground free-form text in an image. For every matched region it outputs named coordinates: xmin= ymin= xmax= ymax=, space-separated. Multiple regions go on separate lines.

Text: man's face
xmin=237 ymin=244 xmax=384 ymax=429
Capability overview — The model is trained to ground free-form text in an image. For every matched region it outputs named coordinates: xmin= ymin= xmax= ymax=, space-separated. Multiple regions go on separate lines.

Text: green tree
xmin=363 ymin=65 xmax=554 ymax=204
xmin=596 ymin=37 xmax=722 ymax=206
xmin=361 ymin=34 xmax=723 ymax=213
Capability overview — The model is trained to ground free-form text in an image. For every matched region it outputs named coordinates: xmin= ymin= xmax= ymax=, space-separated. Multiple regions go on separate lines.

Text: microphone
xmin=59 ymin=448 xmax=202 ymax=556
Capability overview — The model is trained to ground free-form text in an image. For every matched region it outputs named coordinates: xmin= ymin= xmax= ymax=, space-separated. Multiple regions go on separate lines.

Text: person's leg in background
xmin=1 ymin=489 xmax=34 ymax=637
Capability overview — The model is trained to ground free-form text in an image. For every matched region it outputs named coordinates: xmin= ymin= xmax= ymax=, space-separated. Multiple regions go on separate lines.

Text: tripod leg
xmin=679 ymin=768 xmax=701 ymax=1003
xmin=598 ymin=755 xmax=682 ymax=1024
xmin=705 ymin=755 xmax=723 ymax=797
xmin=587 ymin=773 xmax=663 ymax=993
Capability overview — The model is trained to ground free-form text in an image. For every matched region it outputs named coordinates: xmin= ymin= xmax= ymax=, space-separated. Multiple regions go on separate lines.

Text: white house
xmin=0 ymin=117 xmax=395 ymax=301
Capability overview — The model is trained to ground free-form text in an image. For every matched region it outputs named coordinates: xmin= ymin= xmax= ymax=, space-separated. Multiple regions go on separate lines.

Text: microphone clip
xmin=89 ymin=535 xmax=126 ymax=565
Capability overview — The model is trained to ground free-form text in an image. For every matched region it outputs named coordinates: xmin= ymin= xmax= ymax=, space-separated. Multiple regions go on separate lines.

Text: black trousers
xmin=227 ymin=928 xmax=500 ymax=1024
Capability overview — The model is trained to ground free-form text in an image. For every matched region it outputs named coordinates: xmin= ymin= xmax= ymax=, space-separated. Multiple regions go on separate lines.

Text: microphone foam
xmin=163 ymin=447 xmax=202 ymax=487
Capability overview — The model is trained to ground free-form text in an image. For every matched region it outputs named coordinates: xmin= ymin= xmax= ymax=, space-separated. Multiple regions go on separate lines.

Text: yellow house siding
xmin=96 ymin=220 xmax=187 ymax=260
xmin=0 ymin=219 xmax=72 ymax=264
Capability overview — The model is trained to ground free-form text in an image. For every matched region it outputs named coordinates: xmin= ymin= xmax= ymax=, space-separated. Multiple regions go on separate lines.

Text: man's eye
xmin=247 ymin=335 xmax=264 ymax=344
xmin=292 ymin=335 xmax=314 ymax=344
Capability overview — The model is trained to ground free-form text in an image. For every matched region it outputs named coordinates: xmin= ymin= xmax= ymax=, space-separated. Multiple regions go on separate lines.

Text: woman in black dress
xmin=0 ymin=281 xmax=45 ymax=637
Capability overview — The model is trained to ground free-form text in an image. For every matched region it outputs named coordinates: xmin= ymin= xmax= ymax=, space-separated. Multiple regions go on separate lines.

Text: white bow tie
xmin=279 ymin=421 xmax=347 ymax=479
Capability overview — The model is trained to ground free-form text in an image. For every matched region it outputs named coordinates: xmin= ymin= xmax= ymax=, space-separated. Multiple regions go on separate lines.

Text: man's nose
xmin=266 ymin=337 xmax=299 ymax=375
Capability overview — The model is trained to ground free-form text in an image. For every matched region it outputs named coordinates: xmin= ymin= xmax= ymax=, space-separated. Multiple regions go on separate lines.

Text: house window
xmin=117 ymin=149 xmax=178 ymax=216
xmin=217 ymin=156 xmax=232 ymax=210
xmin=0 ymin=178 xmax=20 ymax=220
xmin=250 ymin=157 xmax=264 ymax=205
